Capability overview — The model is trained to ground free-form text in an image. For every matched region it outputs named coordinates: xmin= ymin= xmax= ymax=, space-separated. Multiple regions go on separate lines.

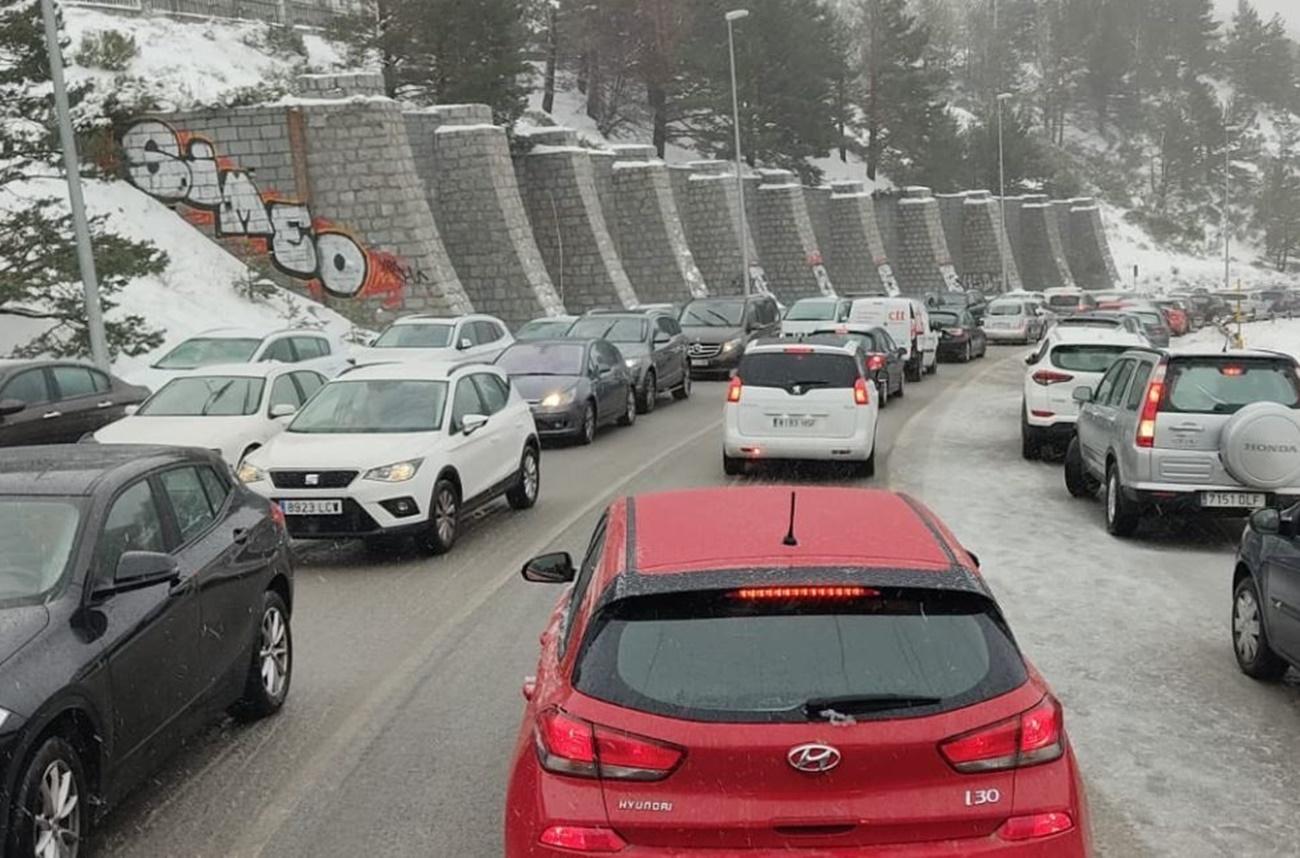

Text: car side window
xmin=456 ymin=322 xmax=479 ymax=349
xmin=99 ymin=480 xmax=168 ymax=582
xmin=1104 ymin=360 xmax=1136 ymax=407
xmin=51 ymin=366 xmax=99 ymax=400
xmin=470 ymin=373 xmax=509 ymax=415
xmin=198 ymin=466 xmax=232 ymax=512
xmin=1092 ymin=362 xmax=1125 ymax=405
xmin=160 ymin=467 xmax=218 ymax=545
xmin=562 ymin=515 xmax=608 ymax=657
xmin=655 ymin=317 xmax=675 ymax=340
xmin=292 ymin=371 xmax=325 ymax=401
xmin=261 ymin=338 xmax=297 ymax=363
xmin=1125 ymin=363 xmax=1154 ymax=411
xmin=594 ymin=343 xmax=619 ymax=372
xmin=450 ymin=377 xmax=486 ymax=433
xmin=90 ymin=369 xmax=111 ymax=394
xmin=661 ymin=317 xmax=683 ymax=336
xmin=292 ymin=336 xmax=329 ymax=359
xmin=1 ymin=369 xmax=52 ymax=405
xmin=268 ymin=374 xmax=301 ymax=413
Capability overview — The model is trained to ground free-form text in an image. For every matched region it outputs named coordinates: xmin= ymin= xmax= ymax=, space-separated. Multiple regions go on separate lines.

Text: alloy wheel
xmin=583 ymin=405 xmax=596 ymax=443
xmin=34 ymin=760 xmax=79 ymax=858
xmin=1106 ymin=471 xmax=1118 ymax=524
xmin=522 ymin=450 xmax=539 ymax=502
xmin=259 ymin=607 xmax=290 ymax=699
xmin=1234 ymin=589 xmax=1261 ymax=663
xmin=435 ymin=487 xmax=457 ymax=544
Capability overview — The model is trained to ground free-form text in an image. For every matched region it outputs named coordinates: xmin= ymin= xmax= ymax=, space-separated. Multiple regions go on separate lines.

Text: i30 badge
xmin=787 ymin=743 xmax=841 ymax=773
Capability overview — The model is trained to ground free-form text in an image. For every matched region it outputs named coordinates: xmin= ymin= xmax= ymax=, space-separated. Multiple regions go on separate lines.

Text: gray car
xmin=1064 ymin=347 xmax=1300 ymax=536
xmin=567 ymin=312 xmax=690 ymax=413
xmin=680 ymin=294 xmax=783 ymax=379
xmin=1231 ymin=502 xmax=1300 ymax=682
xmin=515 ymin=315 xmax=578 ymax=341
xmin=495 ymin=339 xmax=636 ymax=445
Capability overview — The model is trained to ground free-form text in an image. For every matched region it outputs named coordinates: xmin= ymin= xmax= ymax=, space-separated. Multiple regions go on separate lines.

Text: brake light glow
xmin=939 ymin=695 xmax=1064 ymax=773
xmin=539 ymin=826 xmax=628 ymax=853
xmin=1136 ymin=364 xmax=1167 ymax=448
xmin=1220 ymin=365 xmax=1245 ymax=376
xmin=733 ymin=585 xmax=878 ymax=600
xmin=726 ymin=376 xmax=742 ymax=403
xmin=866 ymin=354 xmax=886 ymax=371
xmin=998 ymin=812 xmax=1075 ymax=841
xmin=535 ymin=709 xmax=683 ymax=782
xmin=1031 ymin=370 xmax=1075 ymax=386
xmin=270 ymin=503 xmax=286 ymax=531
xmin=944 ymin=327 xmax=965 ymax=336
xmin=783 ymin=346 xmax=814 ymax=354
xmin=853 ymin=377 xmax=870 ymax=405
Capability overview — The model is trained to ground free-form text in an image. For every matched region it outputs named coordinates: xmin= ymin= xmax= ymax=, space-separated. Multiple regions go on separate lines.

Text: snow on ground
xmin=0 ymin=178 xmax=358 ymax=378
xmin=1178 ymin=317 xmax=1300 ymax=359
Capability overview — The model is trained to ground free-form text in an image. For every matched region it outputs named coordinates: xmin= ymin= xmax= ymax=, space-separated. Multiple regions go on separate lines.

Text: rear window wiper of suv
xmin=801 ymin=694 xmax=943 ymax=720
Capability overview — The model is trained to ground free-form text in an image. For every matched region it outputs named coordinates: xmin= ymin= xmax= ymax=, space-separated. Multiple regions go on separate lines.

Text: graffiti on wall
xmin=877 ymin=264 xmax=900 ymax=297
xmin=122 ymin=120 xmax=411 ymax=308
xmin=961 ymin=272 xmax=1003 ymax=293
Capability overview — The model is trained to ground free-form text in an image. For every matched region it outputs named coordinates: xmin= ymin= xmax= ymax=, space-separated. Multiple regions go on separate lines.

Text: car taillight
xmin=945 ymin=327 xmax=965 ymax=336
xmin=535 ymin=709 xmax=683 ymax=781
xmin=853 ymin=377 xmax=870 ymax=405
xmin=726 ymin=376 xmax=742 ymax=403
xmin=1135 ymin=364 xmax=1167 ymax=448
xmin=539 ymin=826 xmax=627 ymax=853
xmin=998 ymin=812 xmax=1075 ymax=841
xmin=1031 ymin=370 xmax=1074 ymax=386
xmin=939 ymin=695 xmax=1064 ymax=773
xmin=270 ymin=503 xmax=287 ymax=531
xmin=866 ymin=354 xmax=886 ymax=371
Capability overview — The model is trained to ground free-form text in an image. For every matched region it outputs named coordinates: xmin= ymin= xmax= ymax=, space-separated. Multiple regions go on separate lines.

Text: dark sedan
xmin=805 ymin=325 xmax=907 ymax=406
xmin=567 ymin=312 xmax=690 ymax=412
xmin=679 ymin=294 xmax=783 ymax=379
xmin=0 ymin=445 xmax=293 ymax=856
xmin=514 ymin=315 xmax=578 ymax=341
xmin=1232 ymin=504 xmax=1300 ymax=682
xmin=0 ymin=360 xmax=148 ymax=447
xmin=930 ymin=309 xmax=988 ymax=362
xmin=496 ymin=339 xmax=636 ymax=444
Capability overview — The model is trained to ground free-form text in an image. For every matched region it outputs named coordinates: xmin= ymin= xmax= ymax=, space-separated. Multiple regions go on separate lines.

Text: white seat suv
xmin=723 ymin=340 xmax=879 ymax=477
xmin=237 ymin=361 xmax=540 ymax=553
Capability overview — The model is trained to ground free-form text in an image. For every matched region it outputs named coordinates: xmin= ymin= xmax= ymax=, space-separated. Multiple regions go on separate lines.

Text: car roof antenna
xmin=783 ymin=491 xmax=799 ymax=547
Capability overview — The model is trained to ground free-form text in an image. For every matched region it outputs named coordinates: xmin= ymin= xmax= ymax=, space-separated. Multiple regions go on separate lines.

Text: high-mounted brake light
xmin=853 ymin=377 xmax=870 ymax=405
xmin=535 ymin=709 xmax=683 ymax=782
xmin=1031 ymin=370 xmax=1074 ymax=386
xmin=539 ymin=826 xmax=627 ymax=853
xmin=726 ymin=376 xmax=742 ymax=403
xmin=1135 ymin=364 xmax=1167 ymax=448
xmin=732 ymin=585 xmax=878 ymax=600
xmin=998 ymin=812 xmax=1075 ymax=842
xmin=1220 ymin=365 xmax=1245 ymax=377
xmin=939 ymin=695 xmax=1064 ymax=773
xmin=866 ymin=354 xmax=887 ymax=371
xmin=784 ymin=346 xmax=814 ymax=354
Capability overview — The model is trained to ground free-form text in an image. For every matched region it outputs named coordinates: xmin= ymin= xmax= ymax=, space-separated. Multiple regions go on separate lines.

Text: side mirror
xmin=1250 ymin=508 xmax=1281 ymax=535
xmin=111 ymin=551 xmax=179 ymax=591
xmin=123 ymin=404 xmax=140 ymax=416
xmin=269 ymin=403 xmax=297 ymax=419
xmin=458 ymin=337 xmax=473 ymax=350
xmin=0 ymin=398 xmax=26 ymax=417
xmin=1024 ymin=354 xmax=1036 ymax=366
xmin=522 ymin=551 xmax=575 ymax=583
xmin=1072 ymin=385 xmax=1094 ymax=404
xmin=654 ymin=333 xmax=670 ymax=346
xmin=461 ymin=413 xmax=489 ymax=435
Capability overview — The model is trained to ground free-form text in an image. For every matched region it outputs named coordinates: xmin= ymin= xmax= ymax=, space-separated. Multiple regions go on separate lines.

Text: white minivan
xmin=847 ymin=297 xmax=938 ymax=381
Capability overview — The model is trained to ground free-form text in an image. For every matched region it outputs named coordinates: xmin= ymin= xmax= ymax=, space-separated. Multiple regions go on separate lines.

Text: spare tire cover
xmin=1220 ymin=402 xmax=1300 ymax=490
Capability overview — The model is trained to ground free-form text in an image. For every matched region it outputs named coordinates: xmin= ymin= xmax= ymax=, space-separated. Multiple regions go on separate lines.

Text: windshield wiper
xmin=200 ymin=380 xmax=235 ymax=415
xmin=801 ymin=694 xmax=943 ymax=718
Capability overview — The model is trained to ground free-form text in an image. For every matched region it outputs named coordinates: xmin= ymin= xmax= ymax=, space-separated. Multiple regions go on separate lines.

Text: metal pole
xmin=40 ymin=0 xmax=109 ymax=370
xmin=997 ymin=96 xmax=1008 ymax=293
xmin=727 ymin=14 xmax=749 ymax=297
xmin=1223 ymin=118 xmax=1231 ymax=294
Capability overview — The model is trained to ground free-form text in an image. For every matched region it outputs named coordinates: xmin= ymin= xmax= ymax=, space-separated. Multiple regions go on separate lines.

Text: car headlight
xmin=364 ymin=458 xmax=424 ymax=482
xmin=237 ymin=462 xmax=266 ymax=484
xmin=720 ymin=337 xmax=743 ymax=353
xmin=540 ymin=390 xmax=576 ymax=408
xmin=624 ymin=358 xmax=641 ymax=369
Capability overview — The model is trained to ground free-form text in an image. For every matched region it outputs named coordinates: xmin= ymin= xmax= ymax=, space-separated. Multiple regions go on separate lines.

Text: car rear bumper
xmin=984 ymin=328 xmax=1031 ymax=342
xmin=724 ymin=428 xmax=874 ymax=462
xmin=1125 ymin=482 xmax=1300 ymax=512
xmin=1024 ymin=410 xmax=1077 ymax=429
xmin=936 ymin=337 xmax=972 ymax=358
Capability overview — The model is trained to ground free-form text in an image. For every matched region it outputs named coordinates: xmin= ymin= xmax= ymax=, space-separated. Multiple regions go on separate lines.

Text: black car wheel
xmin=578 ymin=401 xmax=597 ymax=445
xmin=723 ymin=454 xmax=744 ymax=476
xmin=421 ymin=478 xmax=460 ymax=554
xmin=1021 ymin=407 xmax=1041 ymax=461
xmin=905 ymin=355 xmax=922 ymax=383
xmin=1233 ymin=576 xmax=1290 ymax=680
xmin=961 ymin=341 xmax=972 ymax=362
xmin=1104 ymin=464 xmax=1140 ymax=537
xmin=894 ymin=372 xmax=905 ymax=399
xmin=506 ymin=444 xmax=540 ymax=510
xmin=617 ymin=388 xmax=637 ymax=427
xmin=636 ymin=372 xmax=657 ymax=414
xmin=672 ymin=369 xmax=691 ymax=401
xmin=10 ymin=737 xmax=86 ymax=858
xmin=1063 ymin=437 xmax=1098 ymax=497
xmin=233 ymin=590 xmax=292 ymax=721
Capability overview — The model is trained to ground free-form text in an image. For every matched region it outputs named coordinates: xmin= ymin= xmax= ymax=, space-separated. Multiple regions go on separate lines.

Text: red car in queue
xmin=505 ymin=486 xmax=1091 ymax=857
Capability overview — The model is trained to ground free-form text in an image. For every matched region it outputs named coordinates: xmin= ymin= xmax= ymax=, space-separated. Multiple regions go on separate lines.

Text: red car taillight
xmin=853 ymin=377 xmax=870 ymax=405
xmin=535 ymin=709 xmax=683 ymax=781
xmin=1031 ymin=370 xmax=1074 ymax=386
xmin=539 ymin=826 xmax=627 ymax=853
xmin=1135 ymin=364 xmax=1167 ymax=448
xmin=939 ymin=695 xmax=1064 ymax=773
xmin=998 ymin=812 xmax=1075 ymax=841
xmin=866 ymin=354 xmax=886 ymax=371
xmin=726 ymin=376 xmax=742 ymax=403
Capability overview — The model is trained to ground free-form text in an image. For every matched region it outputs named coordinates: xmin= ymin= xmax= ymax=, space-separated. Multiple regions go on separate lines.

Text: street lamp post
xmin=996 ymin=92 xmax=1013 ymax=293
xmin=726 ymin=8 xmax=750 ymax=296
xmin=39 ymin=0 xmax=109 ymax=370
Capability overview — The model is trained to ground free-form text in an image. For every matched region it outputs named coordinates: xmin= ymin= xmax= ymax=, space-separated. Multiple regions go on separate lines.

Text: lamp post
xmin=996 ymin=92 xmax=1013 ymax=293
xmin=39 ymin=0 xmax=109 ymax=370
xmin=726 ymin=8 xmax=750 ymax=296
xmin=1223 ymin=109 xmax=1244 ymax=346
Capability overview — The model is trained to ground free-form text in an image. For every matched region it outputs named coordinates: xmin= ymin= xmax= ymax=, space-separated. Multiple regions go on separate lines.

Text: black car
xmin=566 ymin=313 xmax=690 ymax=412
xmin=0 ymin=360 xmax=148 ymax=447
xmin=925 ymin=290 xmax=988 ymax=322
xmin=930 ymin=309 xmax=988 ymax=362
xmin=804 ymin=325 xmax=907 ymax=407
xmin=0 ymin=445 xmax=293 ymax=855
xmin=496 ymin=339 xmax=636 ymax=443
xmin=679 ymin=294 xmax=783 ymax=379
xmin=1232 ymin=504 xmax=1300 ymax=681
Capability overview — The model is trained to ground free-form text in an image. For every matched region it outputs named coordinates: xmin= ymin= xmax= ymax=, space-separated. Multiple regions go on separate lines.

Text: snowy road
xmin=92 ymin=347 xmax=1300 ymax=858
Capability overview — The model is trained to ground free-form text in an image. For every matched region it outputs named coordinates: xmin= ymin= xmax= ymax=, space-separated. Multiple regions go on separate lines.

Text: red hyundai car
xmin=505 ymin=486 xmax=1091 ymax=856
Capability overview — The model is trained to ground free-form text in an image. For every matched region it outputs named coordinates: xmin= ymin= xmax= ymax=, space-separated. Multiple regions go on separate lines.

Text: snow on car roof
xmin=1046 ymin=327 xmax=1147 ymax=346
xmin=165 ymin=362 xmax=298 ymax=378
xmin=334 ymin=361 xmax=488 ymax=381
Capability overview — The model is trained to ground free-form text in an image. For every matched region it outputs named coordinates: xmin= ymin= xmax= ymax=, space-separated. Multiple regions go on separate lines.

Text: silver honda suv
xmin=1063 ymin=347 xmax=1300 ymax=536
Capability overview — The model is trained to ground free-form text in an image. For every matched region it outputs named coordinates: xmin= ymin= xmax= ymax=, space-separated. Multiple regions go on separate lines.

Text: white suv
xmin=356 ymin=314 xmax=514 ymax=365
xmin=134 ymin=327 xmax=348 ymax=393
xmin=1022 ymin=326 xmax=1146 ymax=459
xmin=723 ymin=341 xmax=879 ymax=477
xmin=238 ymin=361 xmax=539 ymax=553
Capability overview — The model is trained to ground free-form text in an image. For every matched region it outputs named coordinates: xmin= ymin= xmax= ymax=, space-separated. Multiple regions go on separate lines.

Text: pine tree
xmin=1226 ymin=1 xmax=1296 ymax=109
xmin=0 ymin=0 xmax=164 ymax=359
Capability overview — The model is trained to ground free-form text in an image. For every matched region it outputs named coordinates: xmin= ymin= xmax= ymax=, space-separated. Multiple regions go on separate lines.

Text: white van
xmin=848 ymin=297 xmax=938 ymax=381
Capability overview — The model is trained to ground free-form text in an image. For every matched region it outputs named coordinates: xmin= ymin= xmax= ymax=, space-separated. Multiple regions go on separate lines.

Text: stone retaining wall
xmin=960 ymin=191 xmax=1021 ymax=294
xmin=1020 ymin=202 xmax=1076 ymax=290
xmin=826 ymin=181 xmax=895 ymax=295
xmin=754 ymin=170 xmax=832 ymax=302
xmin=893 ymin=187 xmax=960 ymax=296
xmin=609 ymin=151 xmax=708 ymax=304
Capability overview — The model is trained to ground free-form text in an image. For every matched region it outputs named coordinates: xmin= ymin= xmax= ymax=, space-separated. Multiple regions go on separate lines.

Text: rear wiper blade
xmin=801 ymin=694 xmax=943 ymax=718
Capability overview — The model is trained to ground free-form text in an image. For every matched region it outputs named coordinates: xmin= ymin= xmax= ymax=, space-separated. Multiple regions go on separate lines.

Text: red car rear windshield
xmin=573 ymin=589 xmax=1026 ymax=723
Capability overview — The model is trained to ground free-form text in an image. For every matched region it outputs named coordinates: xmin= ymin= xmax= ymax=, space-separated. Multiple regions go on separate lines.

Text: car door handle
xmin=42 ymin=410 xmax=62 ymax=419
xmin=96 ymin=400 xmax=114 ymax=409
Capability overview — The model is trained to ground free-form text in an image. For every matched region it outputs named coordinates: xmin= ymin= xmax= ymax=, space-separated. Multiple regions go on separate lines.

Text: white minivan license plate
xmin=280 ymin=499 xmax=344 ymax=516
xmin=773 ymin=416 xmax=817 ymax=429
xmin=1200 ymin=492 xmax=1265 ymax=509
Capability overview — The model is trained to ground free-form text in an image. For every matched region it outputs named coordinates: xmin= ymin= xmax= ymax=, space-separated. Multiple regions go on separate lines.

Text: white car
xmin=846 ymin=296 xmax=938 ymax=381
xmin=132 ymin=327 xmax=348 ymax=393
xmin=1021 ymin=326 xmax=1147 ymax=459
xmin=238 ymin=361 xmax=539 ymax=553
xmin=780 ymin=297 xmax=852 ymax=338
xmin=94 ymin=363 xmax=327 ymax=465
xmin=983 ymin=298 xmax=1050 ymax=343
xmin=354 ymin=314 xmax=513 ymax=365
xmin=723 ymin=341 xmax=879 ymax=477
